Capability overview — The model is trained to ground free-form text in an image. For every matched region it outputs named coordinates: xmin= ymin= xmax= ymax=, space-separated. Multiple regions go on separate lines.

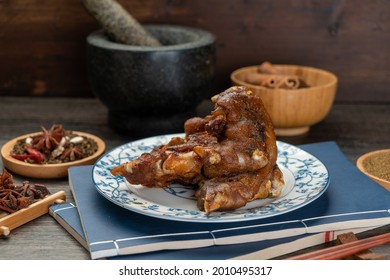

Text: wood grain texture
xmin=0 ymin=0 xmax=389 ymax=101
xmin=0 ymin=96 xmax=389 ymax=259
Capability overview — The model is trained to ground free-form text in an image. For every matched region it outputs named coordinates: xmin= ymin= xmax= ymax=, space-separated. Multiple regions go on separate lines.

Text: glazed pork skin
xmin=111 ymin=86 xmax=284 ymax=213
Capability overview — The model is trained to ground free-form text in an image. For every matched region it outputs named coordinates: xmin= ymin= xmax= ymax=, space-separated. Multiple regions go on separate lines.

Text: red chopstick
xmin=286 ymin=232 xmax=390 ymax=260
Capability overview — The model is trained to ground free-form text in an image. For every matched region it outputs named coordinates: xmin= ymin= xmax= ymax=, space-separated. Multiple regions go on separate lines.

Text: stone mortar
xmin=87 ymin=24 xmax=216 ymax=136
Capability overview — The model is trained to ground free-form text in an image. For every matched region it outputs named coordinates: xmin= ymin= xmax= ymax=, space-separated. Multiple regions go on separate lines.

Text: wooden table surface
xmin=0 ymin=96 xmax=389 ymax=260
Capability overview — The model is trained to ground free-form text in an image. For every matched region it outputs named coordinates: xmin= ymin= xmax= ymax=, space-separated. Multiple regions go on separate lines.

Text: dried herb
xmin=362 ymin=151 xmax=390 ymax=181
xmin=0 ymin=169 xmax=50 ymax=213
xmin=10 ymin=124 xmax=98 ymax=164
xmin=245 ymin=61 xmax=310 ymax=89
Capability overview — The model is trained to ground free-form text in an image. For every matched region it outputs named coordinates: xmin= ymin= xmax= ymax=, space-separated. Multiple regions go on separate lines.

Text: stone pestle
xmin=81 ymin=0 xmax=162 ymax=46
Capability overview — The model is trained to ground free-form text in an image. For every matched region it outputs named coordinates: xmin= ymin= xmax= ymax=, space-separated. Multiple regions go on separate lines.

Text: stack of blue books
xmin=50 ymin=141 xmax=390 ymax=259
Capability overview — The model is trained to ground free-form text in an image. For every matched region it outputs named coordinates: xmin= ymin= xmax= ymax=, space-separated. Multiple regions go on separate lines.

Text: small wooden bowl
xmin=356 ymin=149 xmax=390 ymax=192
xmin=1 ymin=131 xmax=106 ymax=179
xmin=231 ymin=64 xmax=337 ymax=136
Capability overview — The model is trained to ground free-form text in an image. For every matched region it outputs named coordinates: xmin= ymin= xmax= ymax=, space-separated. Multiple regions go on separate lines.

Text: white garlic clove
xmin=58 ymin=137 xmax=66 ymax=147
xmin=51 ymin=146 xmax=65 ymax=158
xmin=70 ymin=136 xmax=84 ymax=144
xmin=25 ymin=137 xmax=33 ymax=145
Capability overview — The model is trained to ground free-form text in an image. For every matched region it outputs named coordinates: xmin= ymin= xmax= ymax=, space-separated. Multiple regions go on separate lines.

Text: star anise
xmin=0 ymin=189 xmax=33 ymax=213
xmin=32 ymin=124 xmax=65 ymax=153
xmin=60 ymin=145 xmax=84 ymax=161
xmin=0 ymin=169 xmax=50 ymax=213
xmin=14 ymin=181 xmax=50 ymax=199
xmin=0 ymin=168 xmax=14 ymax=190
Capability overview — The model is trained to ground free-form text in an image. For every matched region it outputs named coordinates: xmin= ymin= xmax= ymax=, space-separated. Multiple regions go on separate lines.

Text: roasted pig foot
xmin=110 ymin=138 xmax=204 ymax=187
xmin=110 ymin=86 xmax=285 ymax=213
xmin=196 ymin=164 xmax=284 ymax=213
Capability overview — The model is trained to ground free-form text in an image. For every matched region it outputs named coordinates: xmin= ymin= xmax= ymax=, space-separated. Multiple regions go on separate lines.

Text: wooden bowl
xmin=231 ymin=64 xmax=338 ymax=136
xmin=356 ymin=149 xmax=390 ymax=192
xmin=1 ymin=131 xmax=106 ymax=179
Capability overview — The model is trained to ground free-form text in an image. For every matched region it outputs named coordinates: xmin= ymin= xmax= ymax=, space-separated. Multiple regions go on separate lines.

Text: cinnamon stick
xmin=245 ymin=73 xmax=300 ymax=89
xmin=258 ymin=61 xmax=278 ymax=74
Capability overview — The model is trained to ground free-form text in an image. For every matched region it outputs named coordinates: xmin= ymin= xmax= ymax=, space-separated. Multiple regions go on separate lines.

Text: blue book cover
xmin=49 ymin=202 xmax=377 ymax=260
xmin=54 ymin=141 xmax=390 ymax=259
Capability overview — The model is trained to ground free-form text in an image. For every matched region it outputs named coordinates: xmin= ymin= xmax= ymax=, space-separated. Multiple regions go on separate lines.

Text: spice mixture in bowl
xmin=9 ymin=125 xmax=98 ymax=164
xmin=357 ymin=149 xmax=390 ymax=192
xmin=1 ymin=125 xmax=105 ymax=179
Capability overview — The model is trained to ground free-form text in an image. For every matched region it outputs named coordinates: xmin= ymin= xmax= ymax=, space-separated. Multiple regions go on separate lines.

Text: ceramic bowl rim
xmin=230 ymin=64 xmax=338 ymax=92
xmin=356 ymin=149 xmax=390 ymax=188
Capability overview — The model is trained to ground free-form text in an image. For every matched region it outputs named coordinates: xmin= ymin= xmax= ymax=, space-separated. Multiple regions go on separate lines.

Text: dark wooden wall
xmin=0 ymin=0 xmax=389 ymax=102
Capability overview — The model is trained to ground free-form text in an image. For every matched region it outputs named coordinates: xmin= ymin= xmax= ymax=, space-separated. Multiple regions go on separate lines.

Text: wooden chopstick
xmin=286 ymin=232 xmax=390 ymax=260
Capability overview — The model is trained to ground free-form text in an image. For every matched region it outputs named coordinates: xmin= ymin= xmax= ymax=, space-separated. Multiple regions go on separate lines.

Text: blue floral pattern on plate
xmin=92 ymin=134 xmax=330 ymax=223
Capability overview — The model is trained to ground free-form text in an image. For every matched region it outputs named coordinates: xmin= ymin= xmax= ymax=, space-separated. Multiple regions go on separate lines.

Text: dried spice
xmin=362 ymin=151 xmax=390 ymax=181
xmin=245 ymin=61 xmax=310 ymax=89
xmin=0 ymin=169 xmax=50 ymax=213
xmin=10 ymin=124 xmax=98 ymax=164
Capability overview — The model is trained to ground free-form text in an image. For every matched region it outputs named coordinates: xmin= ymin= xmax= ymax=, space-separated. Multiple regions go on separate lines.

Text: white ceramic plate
xmin=92 ymin=134 xmax=329 ymax=223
